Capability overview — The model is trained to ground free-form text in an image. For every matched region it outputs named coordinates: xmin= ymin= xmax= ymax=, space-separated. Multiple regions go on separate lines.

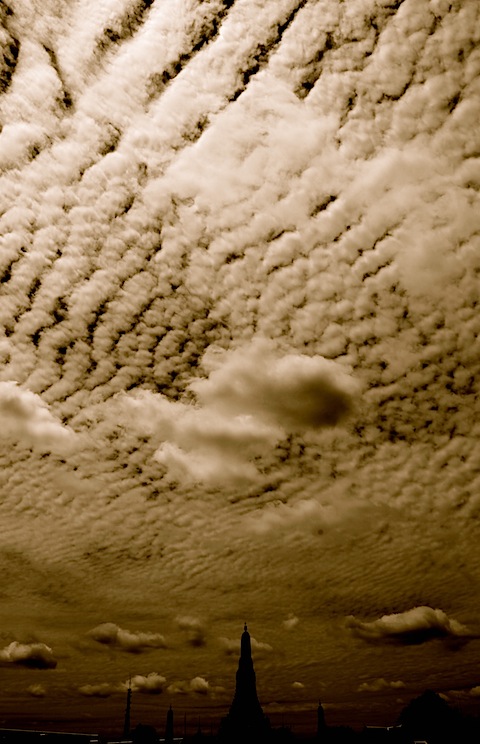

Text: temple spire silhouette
xmin=165 ymin=704 xmax=174 ymax=744
xmin=317 ymin=700 xmax=326 ymax=741
xmin=219 ymin=623 xmax=270 ymax=743
xmin=123 ymin=677 xmax=132 ymax=738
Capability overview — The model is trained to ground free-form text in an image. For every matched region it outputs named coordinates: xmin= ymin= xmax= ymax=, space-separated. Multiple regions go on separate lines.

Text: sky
xmin=0 ymin=0 xmax=479 ymax=737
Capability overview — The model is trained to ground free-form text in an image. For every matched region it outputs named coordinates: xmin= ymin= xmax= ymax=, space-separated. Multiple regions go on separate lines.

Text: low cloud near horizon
xmin=346 ymin=607 xmax=473 ymax=646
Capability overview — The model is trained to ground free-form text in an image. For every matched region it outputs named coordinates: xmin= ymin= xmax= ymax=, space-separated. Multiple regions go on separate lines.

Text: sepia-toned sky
xmin=0 ymin=0 xmax=480 ymax=736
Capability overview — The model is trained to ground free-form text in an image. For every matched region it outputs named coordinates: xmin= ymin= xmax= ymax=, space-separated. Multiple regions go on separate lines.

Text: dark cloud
xmin=0 ymin=642 xmax=57 ymax=669
xmin=346 ymin=607 xmax=473 ymax=646
xmin=88 ymin=622 xmax=167 ymax=653
xmin=190 ymin=339 xmax=360 ymax=430
xmin=78 ymin=683 xmax=119 ymax=698
xmin=176 ymin=615 xmax=207 ymax=647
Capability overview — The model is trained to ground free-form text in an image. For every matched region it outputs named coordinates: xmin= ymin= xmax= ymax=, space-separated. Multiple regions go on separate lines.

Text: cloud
xmin=219 ymin=637 xmax=240 ymax=656
xmin=190 ymin=338 xmax=360 ymax=431
xmin=250 ymin=496 xmax=369 ymax=535
xmin=358 ymin=678 xmax=405 ymax=693
xmin=251 ymin=637 xmax=274 ymax=655
xmin=0 ymin=642 xmax=57 ymax=669
xmin=123 ymin=389 xmax=282 ymax=488
xmin=283 ymin=614 xmax=299 ymax=631
xmin=123 ymin=338 xmax=359 ymax=487
xmin=27 ymin=684 xmax=47 ymax=697
xmin=176 ymin=616 xmax=207 ymax=647
xmin=129 ymin=673 xmax=167 ymax=694
xmin=0 ymin=0 xmax=479 ymax=729
xmin=0 ymin=381 xmax=75 ymax=453
xmin=189 ymin=676 xmax=210 ymax=695
xmin=219 ymin=635 xmax=273 ymax=656
xmin=78 ymin=683 xmax=119 ymax=698
xmin=88 ymin=623 xmax=167 ymax=653
xmin=292 ymin=681 xmax=304 ymax=690
xmin=346 ymin=607 xmax=472 ymax=646
xmin=167 ymin=676 xmax=212 ymax=696
xmin=79 ymin=674 xmax=167 ymax=697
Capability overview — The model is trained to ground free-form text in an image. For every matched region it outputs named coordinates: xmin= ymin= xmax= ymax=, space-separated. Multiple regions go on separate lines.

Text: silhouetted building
xmin=131 ymin=723 xmax=157 ymax=743
xmin=219 ymin=623 xmax=270 ymax=743
xmin=123 ymin=679 xmax=132 ymax=738
xmin=165 ymin=705 xmax=174 ymax=744
xmin=396 ymin=689 xmax=459 ymax=744
xmin=317 ymin=701 xmax=327 ymax=741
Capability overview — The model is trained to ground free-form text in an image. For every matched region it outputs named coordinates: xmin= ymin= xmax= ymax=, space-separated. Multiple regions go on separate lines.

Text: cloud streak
xmin=88 ymin=623 xmax=167 ymax=653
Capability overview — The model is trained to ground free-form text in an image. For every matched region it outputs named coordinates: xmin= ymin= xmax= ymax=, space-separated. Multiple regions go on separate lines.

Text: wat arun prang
xmin=218 ymin=623 xmax=271 ymax=743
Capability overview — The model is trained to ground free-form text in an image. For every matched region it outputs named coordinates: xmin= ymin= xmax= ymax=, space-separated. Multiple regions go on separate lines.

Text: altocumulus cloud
xmin=88 ymin=622 xmax=167 ymax=653
xmin=0 ymin=641 xmax=57 ymax=669
xmin=346 ymin=606 xmax=472 ymax=646
xmin=0 ymin=381 xmax=75 ymax=453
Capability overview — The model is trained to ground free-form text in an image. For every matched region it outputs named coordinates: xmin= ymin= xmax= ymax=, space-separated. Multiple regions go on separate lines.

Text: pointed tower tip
xmin=244 ymin=622 xmax=248 ymax=632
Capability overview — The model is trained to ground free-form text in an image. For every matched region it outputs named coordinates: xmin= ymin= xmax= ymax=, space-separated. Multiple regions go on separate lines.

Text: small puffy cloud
xmin=219 ymin=637 xmax=239 ymax=656
xmin=189 ymin=676 xmax=210 ymax=695
xmin=251 ymin=637 xmax=273 ymax=656
xmin=0 ymin=642 xmax=57 ymax=670
xmin=358 ymin=678 xmax=405 ymax=693
xmin=292 ymin=681 xmax=305 ymax=690
xmin=0 ymin=381 xmax=76 ymax=453
xmin=27 ymin=684 xmax=47 ymax=698
xmin=130 ymin=673 xmax=167 ymax=694
xmin=190 ymin=339 xmax=360 ymax=431
xmin=346 ymin=607 xmax=471 ymax=646
xmin=167 ymin=676 xmax=210 ymax=696
xmin=447 ymin=686 xmax=480 ymax=701
xmin=88 ymin=623 xmax=167 ymax=653
xmin=176 ymin=616 xmax=206 ymax=647
xmin=283 ymin=614 xmax=299 ymax=631
xmin=78 ymin=683 xmax=119 ymax=698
